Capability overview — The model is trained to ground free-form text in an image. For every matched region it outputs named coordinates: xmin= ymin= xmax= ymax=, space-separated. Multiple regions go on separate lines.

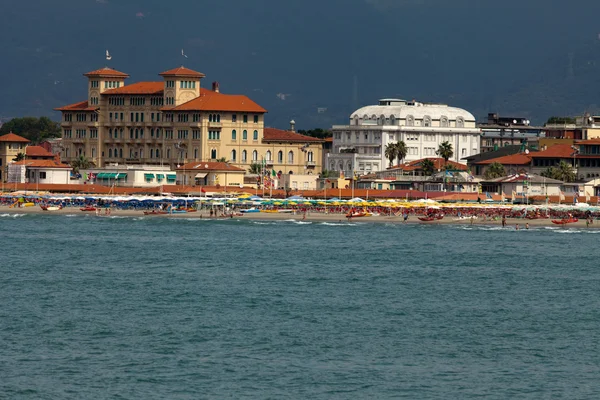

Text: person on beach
xmin=525 ymin=223 xmax=529 ymax=230
xmin=502 ymin=215 xmax=506 ymax=227
xmin=516 ymin=224 xmax=519 ymax=230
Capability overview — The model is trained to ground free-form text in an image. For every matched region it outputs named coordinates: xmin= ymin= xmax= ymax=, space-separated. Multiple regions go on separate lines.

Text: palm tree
xmin=384 ymin=143 xmax=398 ymax=167
xmin=421 ymin=159 xmax=435 ymax=176
xmin=541 ymin=166 xmax=559 ymax=180
xmin=556 ymin=160 xmax=576 ymax=182
xmin=216 ymin=157 xmax=227 ymax=163
xmin=395 ymin=141 xmax=408 ymax=165
xmin=12 ymin=152 xmax=25 ymax=162
xmin=436 ymin=141 xmax=454 ymax=166
xmin=484 ymin=162 xmax=506 ymax=179
xmin=71 ymin=155 xmax=92 ymax=173
xmin=248 ymin=162 xmax=262 ymax=174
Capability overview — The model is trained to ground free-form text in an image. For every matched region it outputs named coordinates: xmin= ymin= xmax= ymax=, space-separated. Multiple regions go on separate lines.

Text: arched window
xmin=139 ymin=149 xmax=144 ymax=159
xmin=289 ymin=170 xmax=293 ymax=175
xmin=307 ymin=151 xmax=313 ymax=162
xmin=167 ymin=148 xmax=171 ymax=158
xmin=252 ymin=150 xmax=258 ymax=161
xmin=278 ymin=151 xmax=283 ymax=163
xmin=209 ymin=114 xmax=213 ymax=122
xmin=150 ymin=149 xmax=154 ymax=158
xmin=194 ymin=148 xmax=198 ymax=159
xmin=379 ymin=115 xmax=386 ymax=125
xmin=423 ymin=115 xmax=432 ymax=127
xmin=242 ymin=150 xmax=247 ymax=162
xmin=266 ymin=150 xmax=272 ymax=161
xmin=440 ymin=116 xmax=449 ymax=127
xmin=353 ymin=115 xmax=359 ymax=125
xmin=231 ymin=149 xmax=236 ymax=161
xmin=92 ymin=148 xmax=96 ymax=158
xmin=119 ymin=149 xmax=123 ymax=158
xmin=330 ymin=161 xmax=335 ymax=170
xmin=288 ymin=151 xmax=294 ymax=163
xmin=456 ymin=117 xmax=465 ymax=128
xmin=211 ymin=149 xmax=217 ymax=159
xmin=406 ymin=115 xmax=414 ymax=126
xmin=346 ymin=161 xmax=352 ymax=171
xmin=109 ymin=148 xmax=113 ymax=158
xmin=253 ymin=130 xmax=258 ymax=140
xmin=390 ymin=115 xmax=396 ymax=125
xmin=232 ymin=129 xmax=237 ymax=140
xmin=216 ymin=114 xmax=220 ymax=122
xmin=243 ymin=130 xmax=248 ymax=140
xmin=156 ymin=149 xmax=160 ymax=158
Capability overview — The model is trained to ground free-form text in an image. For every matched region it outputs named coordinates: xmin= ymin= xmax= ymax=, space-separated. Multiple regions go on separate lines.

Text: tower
xmin=159 ymin=66 xmax=205 ymax=107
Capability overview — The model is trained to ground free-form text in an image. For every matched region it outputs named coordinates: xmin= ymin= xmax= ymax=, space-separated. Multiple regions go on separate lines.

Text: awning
xmin=194 ymin=173 xmax=207 ymax=179
xmin=144 ymin=173 xmax=155 ymax=179
xmin=97 ymin=172 xmax=117 ymax=179
xmin=156 ymin=174 xmax=165 ymax=180
xmin=167 ymin=174 xmax=176 ymax=181
xmin=115 ymin=173 xmax=127 ymax=179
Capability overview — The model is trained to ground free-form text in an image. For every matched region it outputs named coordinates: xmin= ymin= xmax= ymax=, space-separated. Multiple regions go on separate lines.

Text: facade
xmin=8 ymin=159 xmax=72 ymax=184
xmin=329 ymin=98 xmax=480 ymax=177
xmin=56 ymin=66 xmax=323 ymax=176
xmin=0 ymin=132 xmax=29 ymax=182
xmin=278 ymin=173 xmax=318 ymax=191
xmin=82 ymin=165 xmax=174 ymax=187
xmin=176 ymin=161 xmax=246 ymax=188
xmin=477 ymin=113 xmax=544 ymax=153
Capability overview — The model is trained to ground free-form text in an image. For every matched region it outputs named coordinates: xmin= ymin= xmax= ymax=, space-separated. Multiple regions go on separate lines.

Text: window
xmin=423 ymin=116 xmax=431 ymax=127
xmin=253 ymin=115 xmax=259 ymax=123
xmin=242 ymin=150 xmax=247 ymax=162
xmin=243 ymin=114 xmax=248 ymax=123
xmin=208 ymin=131 xmax=220 ymax=140
xmin=91 ymin=80 xmax=99 ymax=88
xmin=39 ymin=172 xmax=47 ymax=179
xmin=253 ymin=130 xmax=258 ymax=140
xmin=232 ymin=129 xmax=237 ymax=140
xmin=288 ymin=151 xmax=294 ymax=163
xmin=242 ymin=130 xmax=248 ymax=140
xmin=456 ymin=117 xmax=465 ymax=128
xmin=278 ymin=151 xmax=283 ymax=163
xmin=231 ymin=149 xmax=237 ymax=161
xmin=251 ymin=150 xmax=258 ymax=161
xmin=232 ymin=114 xmax=237 ymax=122
xmin=307 ymin=151 xmax=313 ymax=162
xmin=211 ymin=149 xmax=217 ymax=159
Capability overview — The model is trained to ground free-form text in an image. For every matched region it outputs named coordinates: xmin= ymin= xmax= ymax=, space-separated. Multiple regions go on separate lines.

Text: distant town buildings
xmin=55 ymin=66 xmax=323 ymax=176
xmin=328 ymin=98 xmax=480 ymax=176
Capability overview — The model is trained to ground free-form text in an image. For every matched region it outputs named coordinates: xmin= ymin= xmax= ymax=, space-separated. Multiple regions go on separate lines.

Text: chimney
xmin=290 ymin=119 xmax=296 ymax=132
xmin=212 ymin=81 xmax=219 ymax=93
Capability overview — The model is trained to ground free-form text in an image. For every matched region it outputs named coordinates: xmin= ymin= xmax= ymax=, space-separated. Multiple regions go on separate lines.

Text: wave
xmin=0 ymin=213 xmax=26 ymax=218
xmin=320 ymin=222 xmax=357 ymax=226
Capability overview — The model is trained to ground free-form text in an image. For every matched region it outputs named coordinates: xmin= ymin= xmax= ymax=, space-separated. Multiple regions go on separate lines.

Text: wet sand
xmin=1 ymin=205 xmax=597 ymax=228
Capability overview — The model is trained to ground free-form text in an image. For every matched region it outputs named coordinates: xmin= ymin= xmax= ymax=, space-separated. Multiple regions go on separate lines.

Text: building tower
xmin=159 ymin=66 xmax=205 ymax=107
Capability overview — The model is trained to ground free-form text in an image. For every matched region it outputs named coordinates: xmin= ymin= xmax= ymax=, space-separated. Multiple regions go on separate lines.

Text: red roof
xmin=84 ymin=67 xmax=129 ymax=78
xmin=389 ymin=158 xmax=468 ymax=171
xmin=531 ymin=144 xmax=575 ymax=158
xmin=54 ymin=100 xmax=97 ymax=111
xmin=576 ymin=139 xmax=600 ymax=145
xmin=159 ymin=66 xmax=205 ymax=78
xmin=103 ymin=81 xmax=164 ymax=95
xmin=476 ymin=153 xmax=532 ymax=165
xmin=166 ymin=88 xmax=266 ymax=113
xmin=0 ymin=132 xmax=29 ymax=143
xmin=176 ymin=161 xmax=245 ymax=172
xmin=25 ymin=146 xmax=55 ymax=157
xmin=13 ymin=160 xmax=71 ymax=168
xmin=263 ymin=128 xmax=323 ymax=143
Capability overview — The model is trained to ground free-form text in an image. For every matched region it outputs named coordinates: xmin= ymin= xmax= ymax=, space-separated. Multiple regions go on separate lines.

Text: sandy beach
xmin=1 ymin=204 xmax=597 ymax=229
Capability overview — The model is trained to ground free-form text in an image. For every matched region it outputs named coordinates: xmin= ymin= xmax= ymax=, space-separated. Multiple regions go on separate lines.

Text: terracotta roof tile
xmin=159 ymin=66 xmax=205 ymax=77
xmin=165 ymin=88 xmax=266 ymax=113
xmin=13 ymin=160 xmax=71 ymax=168
xmin=0 ymin=132 xmax=29 ymax=143
xmin=103 ymin=81 xmax=164 ymax=95
xmin=476 ymin=154 xmax=532 ymax=165
xmin=84 ymin=67 xmax=129 ymax=78
xmin=176 ymin=161 xmax=245 ymax=172
xmin=54 ymin=100 xmax=97 ymax=111
xmin=25 ymin=146 xmax=55 ymax=157
xmin=389 ymin=158 xmax=468 ymax=171
xmin=576 ymin=139 xmax=600 ymax=145
xmin=263 ymin=127 xmax=323 ymax=142
xmin=531 ymin=144 xmax=575 ymax=158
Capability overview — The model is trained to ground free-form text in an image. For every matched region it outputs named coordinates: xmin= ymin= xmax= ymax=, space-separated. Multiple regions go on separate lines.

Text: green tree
xmin=395 ymin=141 xmax=408 ymax=165
xmin=541 ymin=166 xmax=559 ymax=180
xmin=216 ymin=157 xmax=227 ymax=162
xmin=384 ymin=143 xmax=398 ymax=167
xmin=297 ymin=128 xmax=332 ymax=139
xmin=12 ymin=152 xmax=25 ymax=162
xmin=556 ymin=160 xmax=576 ymax=182
xmin=545 ymin=116 xmax=576 ymax=125
xmin=71 ymin=155 xmax=93 ymax=173
xmin=420 ymin=159 xmax=435 ymax=176
xmin=484 ymin=162 xmax=506 ymax=179
xmin=248 ymin=162 xmax=262 ymax=174
xmin=0 ymin=116 xmax=61 ymax=144
xmin=436 ymin=141 xmax=454 ymax=165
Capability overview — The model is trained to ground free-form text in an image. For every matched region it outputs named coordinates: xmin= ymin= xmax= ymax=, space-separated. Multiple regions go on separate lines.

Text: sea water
xmin=2 ymin=214 xmax=600 ymax=399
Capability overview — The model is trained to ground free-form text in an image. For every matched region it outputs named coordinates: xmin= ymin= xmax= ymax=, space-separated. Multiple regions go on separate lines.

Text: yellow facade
xmin=0 ymin=134 xmax=29 ymax=183
xmin=57 ymin=67 xmax=324 ymax=176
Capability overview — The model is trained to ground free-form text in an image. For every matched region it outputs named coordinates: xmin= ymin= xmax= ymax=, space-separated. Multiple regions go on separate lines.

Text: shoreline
xmin=2 ymin=205 xmax=598 ymax=228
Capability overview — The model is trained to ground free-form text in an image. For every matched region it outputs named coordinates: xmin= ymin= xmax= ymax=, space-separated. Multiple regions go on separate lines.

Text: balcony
xmin=87 ymin=122 xmax=99 ymax=127
xmin=189 ymin=122 xmax=202 ymax=127
xmin=208 ymin=121 xmax=222 ymax=128
xmin=306 ymin=161 xmax=316 ymax=168
xmin=61 ymin=122 xmax=72 ymax=127
xmin=265 ymin=159 xmax=274 ymax=166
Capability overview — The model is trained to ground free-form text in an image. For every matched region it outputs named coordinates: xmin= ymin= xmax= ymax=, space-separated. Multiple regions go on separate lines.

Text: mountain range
xmin=2 ymin=0 xmax=600 ymax=129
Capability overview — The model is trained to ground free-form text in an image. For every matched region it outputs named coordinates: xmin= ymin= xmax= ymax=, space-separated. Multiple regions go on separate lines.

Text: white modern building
xmin=328 ymin=98 xmax=480 ymax=176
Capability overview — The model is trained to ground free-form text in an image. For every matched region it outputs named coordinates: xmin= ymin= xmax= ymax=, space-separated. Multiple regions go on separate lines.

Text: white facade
xmin=329 ymin=98 xmax=481 ymax=176
xmin=7 ymin=163 xmax=72 ymax=184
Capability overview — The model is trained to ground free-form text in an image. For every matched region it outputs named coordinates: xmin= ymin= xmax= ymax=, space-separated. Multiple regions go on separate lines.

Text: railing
xmin=306 ymin=161 xmax=316 ymax=167
xmin=208 ymin=122 xmax=222 ymax=128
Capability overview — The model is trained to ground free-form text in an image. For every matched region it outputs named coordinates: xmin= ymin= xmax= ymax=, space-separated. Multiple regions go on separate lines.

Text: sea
xmin=2 ymin=213 xmax=600 ymax=399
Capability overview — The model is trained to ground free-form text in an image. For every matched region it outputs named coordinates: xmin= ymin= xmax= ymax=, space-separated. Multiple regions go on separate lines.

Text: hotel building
xmin=56 ymin=66 xmax=323 ymax=175
xmin=329 ymin=98 xmax=480 ymax=176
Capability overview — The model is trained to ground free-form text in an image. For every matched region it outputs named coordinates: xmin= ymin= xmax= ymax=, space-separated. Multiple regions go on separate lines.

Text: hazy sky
xmin=2 ymin=0 xmax=600 ymax=127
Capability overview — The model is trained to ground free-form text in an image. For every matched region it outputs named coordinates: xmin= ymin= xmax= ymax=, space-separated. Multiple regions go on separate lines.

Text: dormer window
xmin=456 ymin=117 xmax=465 ymax=128
xmin=423 ymin=115 xmax=432 ymax=127
xmin=406 ymin=115 xmax=414 ymax=126
xmin=440 ymin=116 xmax=449 ymax=127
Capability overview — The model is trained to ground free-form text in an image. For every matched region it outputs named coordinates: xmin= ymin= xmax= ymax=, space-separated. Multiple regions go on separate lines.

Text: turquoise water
xmin=2 ymin=214 xmax=600 ymax=399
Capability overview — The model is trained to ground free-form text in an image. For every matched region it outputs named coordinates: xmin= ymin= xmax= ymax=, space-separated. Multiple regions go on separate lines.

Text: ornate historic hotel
xmin=56 ymin=66 xmax=323 ymax=175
